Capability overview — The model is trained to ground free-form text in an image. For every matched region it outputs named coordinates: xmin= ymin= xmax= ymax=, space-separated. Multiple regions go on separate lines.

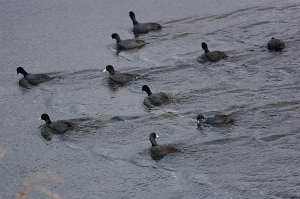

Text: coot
xmin=268 ymin=38 xmax=285 ymax=51
xmin=201 ymin=42 xmax=228 ymax=62
xmin=16 ymin=67 xmax=51 ymax=85
xmin=149 ymin=133 xmax=179 ymax=157
xmin=103 ymin=65 xmax=136 ymax=84
xmin=142 ymin=85 xmax=170 ymax=106
xmin=111 ymin=33 xmax=147 ymax=49
xmin=197 ymin=114 xmax=234 ymax=125
xmin=39 ymin=114 xmax=74 ymax=134
xmin=129 ymin=11 xmax=162 ymax=34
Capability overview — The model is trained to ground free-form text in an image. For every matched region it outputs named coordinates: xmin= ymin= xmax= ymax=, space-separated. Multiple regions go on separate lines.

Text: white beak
xmin=103 ymin=69 xmax=107 ymax=72
xmin=110 ymin=37 xmax=113 ymax=39
xmin=39 ymin=118 xmax=42 ymax=120
xmin=156 ymin=134 xmax=159 ymax=138
xmin=197 ymin=120 xmax=200 ymax=124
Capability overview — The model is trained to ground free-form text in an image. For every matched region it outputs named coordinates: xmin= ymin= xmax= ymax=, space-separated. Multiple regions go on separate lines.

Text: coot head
xmin=201 ymin=42 xmax=209 ymax=53
xmin=40 ymin=114 xmax=51 ymax=124
xmin=129 ymin=11 xmax=139 ymax=25
xmin=197 ymin=114 xmax=205 ymax=125
xmin=16 ymin=67 xmax=27 ymax=75
xmin=149 ymin=132 xmax=159 ymax=146
xmin=129 ymin=11 xmax=135 ymax=17
xmin=103 ymin=65 xmax=115 ymax=75
xmin=111 ymin=33 xmax=121 ymax=42
xmin=142 ymin=85 xmax=152 ymax=96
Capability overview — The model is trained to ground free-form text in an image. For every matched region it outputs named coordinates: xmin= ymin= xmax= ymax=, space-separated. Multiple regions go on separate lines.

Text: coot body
xmin=268 ymin=38 xmax=285 ymax=51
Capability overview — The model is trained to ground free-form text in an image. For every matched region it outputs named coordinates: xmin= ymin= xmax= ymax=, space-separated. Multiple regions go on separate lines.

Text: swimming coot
xmin=103 ymin=65 xmax=136 ymax=84
xmin=142 ymin=85 xmax=170 ymax=106
xmin=39 ymin=114 xmax=74 ymax=134
xmin=201 ymin=42 xmax=228 ymax=62
xmin=111 ymin=33 xmax=147 ymax=49
xmin=197 ymin=114 xmax=234 ymax=125
xmin=129 ymin=11 xmax=162 ymax=34
xmin=16 ymin=67 xmax=51 ymax=85
xmin=268 ymin=38 xmax=285 ymax=51
xmin=149 ymin=133 xmax=179 ymax=157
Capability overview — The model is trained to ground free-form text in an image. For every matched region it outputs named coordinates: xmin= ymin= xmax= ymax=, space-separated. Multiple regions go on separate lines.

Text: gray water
xmin=1 ymin=0 xmax=300 ymax=198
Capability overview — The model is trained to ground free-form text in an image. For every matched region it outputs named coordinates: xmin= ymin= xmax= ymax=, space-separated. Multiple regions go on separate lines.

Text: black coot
xmin=40 ymin=114 xmax=74 ymax=134
xmin=197 ymin=114 xmax=234 ymax=125
xmin=103 ymin=65 xmax=136 ymax=84
xmin=142 ymin=85 xmax=170 ymax=106
xmin=111 ymin=33 xmax=147 ymax=49
xmin=149 ymin=133 xmax=179 ymax=158
xmin=201 ymin=42 xmax=228 ymax=62
xmin=16 ymin=67 xmax=51 ymax=85
xmin=268 ymin=38 xmax=285 ymax=51
xmin=129 ymin=11 xmax=162 ymax=34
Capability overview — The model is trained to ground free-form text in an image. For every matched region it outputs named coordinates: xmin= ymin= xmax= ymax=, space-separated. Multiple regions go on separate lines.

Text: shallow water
xmin=1 ymin=0 xmax=300 ymax=198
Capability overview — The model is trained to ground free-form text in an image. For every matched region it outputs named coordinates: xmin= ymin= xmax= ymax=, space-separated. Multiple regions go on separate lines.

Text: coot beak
xmin=39 ymin=118 xmax=42 ymax=120
xmin=103 ymin=69 xmax=107 ymax=72
xmin=197 ymin=119 xmax=204 ymax=125
xmin=156 ymin=134 xmax=159 ymax=138
xmin=110 ymin=37 xmax=113 ymax=39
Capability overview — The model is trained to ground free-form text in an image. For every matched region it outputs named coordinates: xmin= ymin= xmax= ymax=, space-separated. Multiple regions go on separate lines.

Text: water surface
xmin=1 ymin=0 xmax=300 ymax=198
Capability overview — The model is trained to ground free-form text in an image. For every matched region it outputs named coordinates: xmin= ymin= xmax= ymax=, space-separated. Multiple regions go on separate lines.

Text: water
xmin=1 ymin=0 xmax=300 ymax=198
